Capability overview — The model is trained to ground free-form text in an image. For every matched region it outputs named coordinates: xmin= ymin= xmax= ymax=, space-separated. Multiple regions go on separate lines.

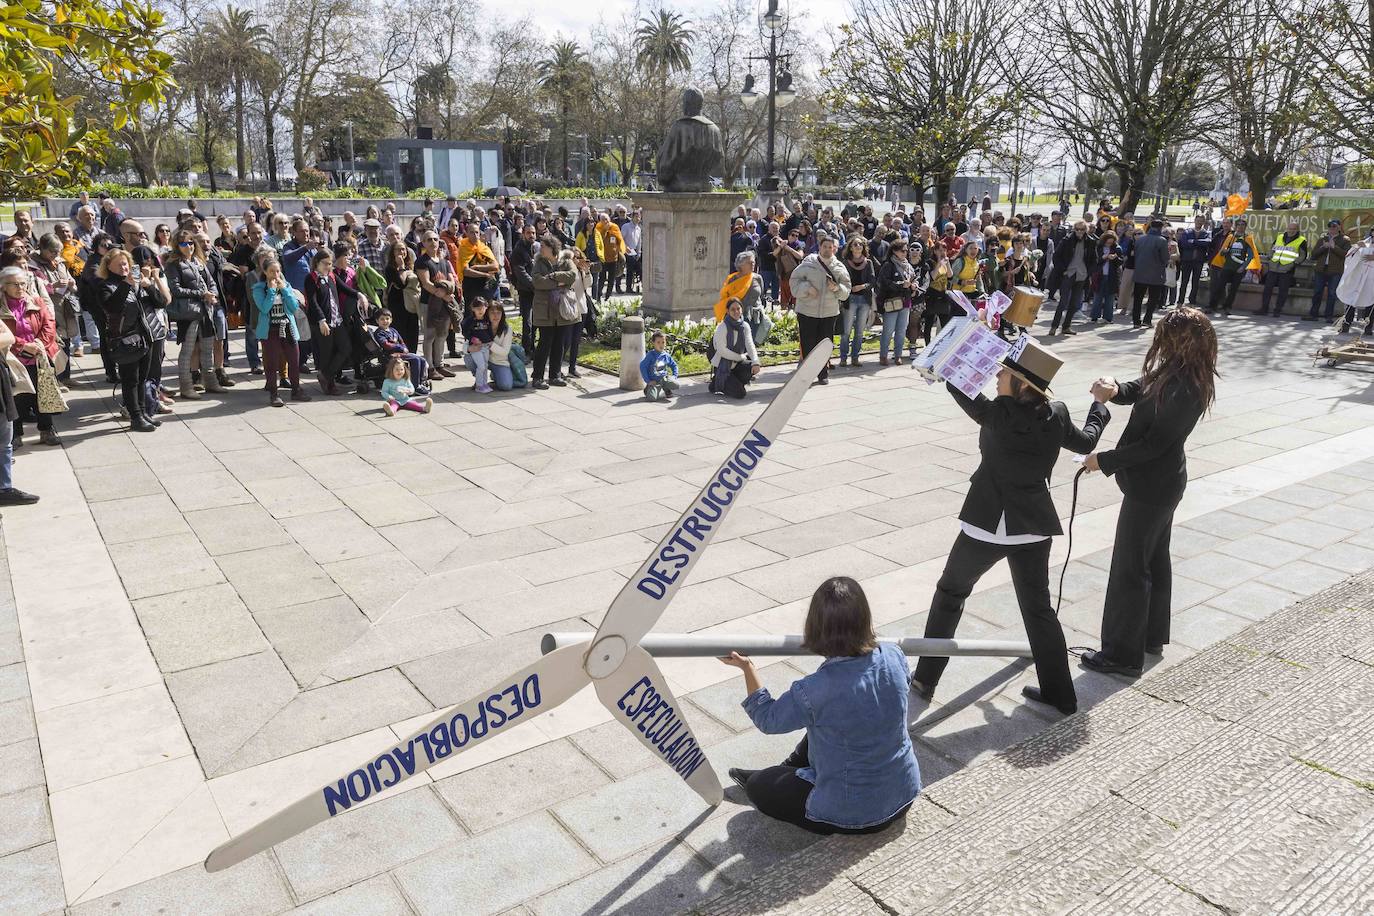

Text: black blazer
xmin=951 ymin=384 xmax=1110 ymax=536
xmin=1097 ymin=377 xmax=1204 ymax=506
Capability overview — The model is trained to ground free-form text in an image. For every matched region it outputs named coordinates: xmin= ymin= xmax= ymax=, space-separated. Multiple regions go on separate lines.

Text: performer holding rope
xmin=1080 ymin=306 xmax=1217 ymax=677
xmin=910 ymin=338 xmax=1112 ymax=716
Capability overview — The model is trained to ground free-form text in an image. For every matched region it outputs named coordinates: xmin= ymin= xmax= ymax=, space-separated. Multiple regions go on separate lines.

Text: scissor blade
xmin=591 ymin=339 xmax=833 ymax=650
xmin=204 ymin=644 xmax=589 ymax=872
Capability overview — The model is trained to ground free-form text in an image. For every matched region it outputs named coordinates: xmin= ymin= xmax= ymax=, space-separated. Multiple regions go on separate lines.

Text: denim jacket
xmin=742 ymin=642 xmax=922 ymax=828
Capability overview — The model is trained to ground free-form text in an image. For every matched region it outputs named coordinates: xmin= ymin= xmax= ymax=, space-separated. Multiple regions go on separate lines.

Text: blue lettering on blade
xmin=322 ymin=672 xmax=542 ymax=816
xmin=636 ymin=428 xmax=770 ymax=600
xmin=615 ymin=676 xmax=706 ymax=780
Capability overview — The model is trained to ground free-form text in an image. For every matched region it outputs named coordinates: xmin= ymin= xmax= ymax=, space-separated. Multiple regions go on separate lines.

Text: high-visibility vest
xmin=1270 ymin=234 xmax=1305 ymax=268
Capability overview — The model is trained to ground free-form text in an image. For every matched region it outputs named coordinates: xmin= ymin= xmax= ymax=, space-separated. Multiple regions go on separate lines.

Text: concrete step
xmin=694 ymin=571 xmax=1374 ymax=915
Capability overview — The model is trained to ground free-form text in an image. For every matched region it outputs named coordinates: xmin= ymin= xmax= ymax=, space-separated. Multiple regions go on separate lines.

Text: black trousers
xmin=1261 ymin=271 xmax=1294 ymax=314
xmin=913 ymin=533 xmax=1075 ymax=708
xmin=118 ymin=352 xmax=151 ymax=420
xmin=624 ymin=254 xmax=642 ymax=292
xmin=14 ymin=364 xmax=54 ymax=435
xmin=1131 ymin=282 xmax=1165 ymax=326
xmin=1208 ymin=269 xmax=1244 ymax=312
xmin=393 ymin=307 xmax=420 ymax=353
xmin=1051 ymin=276 xmax=1086 ymax=330
xmin=742 ymin=736 xmax=911 ymax=836
xmin=797 ymin=314 xmax=835 ymax=380
xmin=314 ymin=325 xmax=352 ymax=383
xmin=1175 ymin=261 xmax=1204 ymax=305
xmin=517 ymin=289 xmax=535 ymax=352
xmin=532 ymin=325 xmax=566 ymax=382
xmin=1099 ymin=496 xmax=1174 ymax=670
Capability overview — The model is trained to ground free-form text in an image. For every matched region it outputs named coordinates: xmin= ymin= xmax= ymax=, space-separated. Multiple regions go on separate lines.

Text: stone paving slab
xmin=6 ymin=313 xmax=1374 ymax=910
xmin=696 ymin=571 xmax=1374 ymax=916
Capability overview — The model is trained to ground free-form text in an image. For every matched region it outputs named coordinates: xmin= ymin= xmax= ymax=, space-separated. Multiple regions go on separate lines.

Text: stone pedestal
xmin=619 ymin=315 xmax=646 ymax=391
xmin=630 ymin=191 xmax=748 ymax=321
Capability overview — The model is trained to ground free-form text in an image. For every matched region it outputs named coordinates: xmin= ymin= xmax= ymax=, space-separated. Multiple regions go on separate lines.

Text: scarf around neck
xmin=724 ymin=313 xmax=747 ymax=357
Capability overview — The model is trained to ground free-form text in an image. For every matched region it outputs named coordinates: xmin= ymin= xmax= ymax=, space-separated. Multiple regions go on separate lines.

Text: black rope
xmin=1059 ymin=465 xmax=1097 ymax=659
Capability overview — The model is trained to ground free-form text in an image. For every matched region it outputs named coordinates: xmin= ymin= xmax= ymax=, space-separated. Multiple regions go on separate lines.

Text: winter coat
xmin=530 ymin=250 xmax=579 ymax=328
xmin=790 ymin=253 xmax=852 ymax=319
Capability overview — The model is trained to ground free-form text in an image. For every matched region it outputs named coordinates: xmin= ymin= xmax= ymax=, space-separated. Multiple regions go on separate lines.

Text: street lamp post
xmin=740 ymin=0 xmax=795 ymax=194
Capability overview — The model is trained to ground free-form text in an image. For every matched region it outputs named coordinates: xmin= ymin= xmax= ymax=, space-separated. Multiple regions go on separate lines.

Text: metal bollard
xmin=620 ymin=314 xmax=646 ymax=391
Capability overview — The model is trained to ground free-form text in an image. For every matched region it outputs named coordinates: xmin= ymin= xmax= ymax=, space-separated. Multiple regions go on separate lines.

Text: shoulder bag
xmin=34 ymin=348 xmax=68 ymax=414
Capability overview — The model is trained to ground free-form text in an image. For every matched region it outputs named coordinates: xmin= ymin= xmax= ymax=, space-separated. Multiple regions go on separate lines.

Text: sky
xmin=519 ymin=0 xmax=849 ymax=46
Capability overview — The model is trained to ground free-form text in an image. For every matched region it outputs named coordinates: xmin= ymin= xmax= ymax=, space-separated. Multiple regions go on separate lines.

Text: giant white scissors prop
xmin=204 ymin=339 xmax=835 ymax=871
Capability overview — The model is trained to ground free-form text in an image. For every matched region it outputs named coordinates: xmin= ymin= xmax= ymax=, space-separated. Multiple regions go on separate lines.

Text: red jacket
xmin=3 ymin=294 xmax=58 ymax=365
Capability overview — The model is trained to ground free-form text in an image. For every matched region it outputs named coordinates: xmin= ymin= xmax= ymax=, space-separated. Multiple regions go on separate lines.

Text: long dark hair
xmin=802 ymin=576 xmax=877 ymax=657
xmin=1140 ymin=306 xmax=1218 ymax=409
xmin=488 ymin=301 xmax=509 ymax=338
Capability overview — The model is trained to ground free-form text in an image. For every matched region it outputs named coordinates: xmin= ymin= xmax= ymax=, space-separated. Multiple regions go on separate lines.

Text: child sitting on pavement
xmin=461 ymin=296 xmax=495 ymax=394
xmin=380 ymin=356 xmax=432 ymax=416
xmin=639 ymin=331 xmax=680 ymax=401
xmin=371 ymin=308 xmax=429 ymax=392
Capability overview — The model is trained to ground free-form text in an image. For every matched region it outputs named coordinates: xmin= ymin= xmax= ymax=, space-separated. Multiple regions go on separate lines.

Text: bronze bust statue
xmin=656 ymin=88 xmax=723 ymax=192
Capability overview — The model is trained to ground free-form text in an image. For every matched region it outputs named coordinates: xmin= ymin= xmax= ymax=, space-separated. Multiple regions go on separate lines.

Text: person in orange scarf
xmin=457 ymin=222 xmax=500 ymax=305
xmin=1207 ymin=217 xmax=1260 ymax=316
xmin=715 ymin=252 xmax=760 ymax=322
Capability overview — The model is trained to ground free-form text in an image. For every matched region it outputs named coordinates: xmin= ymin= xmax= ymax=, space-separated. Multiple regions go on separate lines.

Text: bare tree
xmin=815 ymin=0 xmax=1021 ymax=206
xmin=693 ymin=0 xmax=767 ymax=185
xmin=987 ymin=103 xmax=1052 ymax=215
xmin=1268 ymin=0 xmax=1373 ymax=160
xmin=1202 ymin=0 xmax=1313 ymax=207
xmin=1041 ymin=0 xmax=1227 ymax=213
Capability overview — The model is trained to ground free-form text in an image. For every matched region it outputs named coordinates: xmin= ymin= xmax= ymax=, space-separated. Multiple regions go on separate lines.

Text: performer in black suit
xmin=1081 ymin=307 xmax=1216 ymax=677
xmin=912 ymin=339 xmax=1111 ymax=715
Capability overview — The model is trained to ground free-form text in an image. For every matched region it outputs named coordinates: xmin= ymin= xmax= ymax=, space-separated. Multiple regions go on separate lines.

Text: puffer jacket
xmin=790 ymin=253 xmax=852 ymax=319
xmin=530 ymin=250 xmax=578 ymax=327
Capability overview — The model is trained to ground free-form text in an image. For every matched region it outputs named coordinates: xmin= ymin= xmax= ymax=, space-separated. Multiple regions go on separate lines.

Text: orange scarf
xmin=714 ymin=270 xmax=755 ymax=322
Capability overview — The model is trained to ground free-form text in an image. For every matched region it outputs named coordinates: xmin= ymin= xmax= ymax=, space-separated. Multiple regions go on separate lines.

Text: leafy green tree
xmin=634 ymin=8 xmax=695 ymax=148
xmin=1174 ymin=160 xmax=1218 ymax=193
xmin=537 ymin=40 xmax=590 ymax=181
xmin=0 ymin=0 xmax=174 ymax=196
xmin=207 ymin=5 xmax=269 ymax=182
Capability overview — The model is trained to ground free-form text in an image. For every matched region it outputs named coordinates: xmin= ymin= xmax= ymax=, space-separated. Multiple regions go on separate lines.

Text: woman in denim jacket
xmin=719 ymin=577 xmax=922 ymax=834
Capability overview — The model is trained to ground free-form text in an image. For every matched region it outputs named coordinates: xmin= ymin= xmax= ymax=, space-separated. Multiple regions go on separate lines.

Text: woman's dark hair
xmin=310 ymin=249 xmax=332 ymax=270
xmin=331 ymin=241 xmax=352 ymax=260
xmin=1141 ymin=306 xmax=1218 ymax=409
xmin=1006 ymin=373 xmax=1051 ymax=413
xmin=488 ymin=300 xmax=509 ymax=337
xmin=802 ymin=576 xmax=877 ymax=657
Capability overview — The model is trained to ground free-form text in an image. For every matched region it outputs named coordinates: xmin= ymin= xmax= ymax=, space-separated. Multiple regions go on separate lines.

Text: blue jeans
xmin=1090 ymin=286 xmax=1116 ymax=321
xmin=491 ymin=364 xmax=519 ymax=390
xmin=840 ymin=300 xmax=869 ymax=360
xmin=245 ymin=324 xmax=261 ymax=370
xmin=464 ymin=345 xmax=490 ymax=387
xmin=75 ymin=311 xmax=102 ymax=349
xmin=1309 ymin=273 xmax=1340 ymax=319
xmin=760 ymin=270 xmax=779 ymax=303
xmin=0 ymin=419 xmax=11 ymax=489
xmin=879 ymin=308 xmax=909 ymax=360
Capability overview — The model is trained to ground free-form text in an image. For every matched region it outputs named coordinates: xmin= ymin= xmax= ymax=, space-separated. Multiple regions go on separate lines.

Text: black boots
xmin=126 ymin=391 xmax=156 ymax=432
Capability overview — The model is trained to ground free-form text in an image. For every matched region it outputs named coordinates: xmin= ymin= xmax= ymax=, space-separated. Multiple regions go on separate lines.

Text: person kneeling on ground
xmin=639 ymin=330 xmax=680 ymax=401
xmin=719 ymin=576 xmax=922 ymax=835
xmin=486 ymin=301 xmax=526 ymax=391
xmin=709 ymin=298 xmax=761 ymax=399
xmin=380 ymin=356 xmax=432 ymax=416
xmin=371 ymin=309 xmax=429 ymax=394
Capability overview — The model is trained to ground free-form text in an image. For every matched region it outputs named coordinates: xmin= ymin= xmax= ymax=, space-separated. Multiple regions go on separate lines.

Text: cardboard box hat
xmin=1001 ymin=336 xmax=1062 ymax=396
